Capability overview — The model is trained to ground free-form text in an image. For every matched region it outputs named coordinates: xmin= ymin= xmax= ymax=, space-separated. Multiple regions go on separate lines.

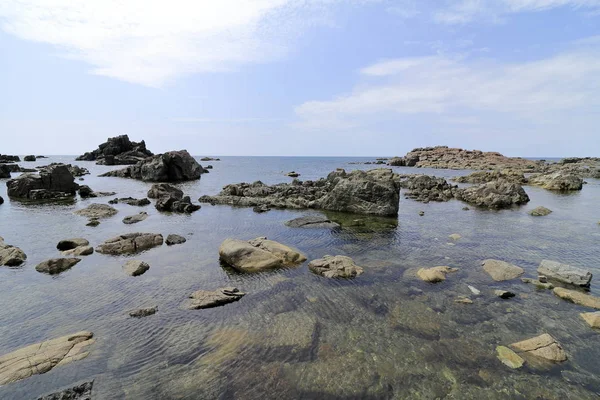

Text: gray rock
xmin=57 ymin=238 xmax=90 ymax=251
xmin=38 ymin=381 xmax=93 ymax=400
xmin=96 ymin=233 xmax=163 ymax=255
xmin=35 ymin=258 xmax=81 ymax=274
xmin=166 ymin=234 xmax=186 ymax=245
xmin=285 ymin=215 xmax=340 ymax=229
xmin=308 ymin=255 xmax=364 ymax=278
xmin=86 ymin=219 xmax=100 ymax=227
xmin=186 ymin=287 xmax=245 ymax=309
xmin=23 ymin=155 xmax=36 ymax=162
xmin=219 ymin=237 xmax=307 ymax=272
xmin=454 ymin=170 xmax=527 ymax=184
xmin=528 ymin=171 xmax=583 ymax=191
xmin=108 ymin=197 xmax=150 ymax=206
xmin=123 ymin=260 xmax=150 ymax=276
xmin=75 ymin=203 xmax=118 ymax=219
xmin=78 ymin=185 xmax=115 ymax=198
xmin=147 ymin=183 xmax=183 ymax=199
xmin=123 ymin=212 xmax=149 ymax=224
xmin=455 ymin=180 xmax=530 ymax=209
xmin=530 ymin=206 xmax=552 ymax=216
xmin=6 ymin=164 xmax=79 ymax=200
xmin=129 ymin=307 xmax=157 ymax=318
xmin=62 ymin=246 xmax=94 ymax=257
xmin=538 ymin=260 xmax=592 ymax=287
xmin=0 ymin=237 xmax=27 ymax=266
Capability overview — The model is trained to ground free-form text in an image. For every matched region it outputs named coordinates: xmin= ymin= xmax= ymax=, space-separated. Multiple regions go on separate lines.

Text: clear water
xmin=0 ymin=156 xmax=599 ymax=399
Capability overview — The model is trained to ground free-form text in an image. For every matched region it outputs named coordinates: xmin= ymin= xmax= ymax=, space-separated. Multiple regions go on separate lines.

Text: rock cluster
xmin=96 ymin=233 xmax=164 ymax=255
xmin=0 ymin=155 xmax=20 ymax=163
xmin=308 ymin=255 xmax=364 ymax=278
xmin=38 ymin=381 xmax=93 ymax=400
xmin=76 ymin=134 xmax=153 ymax=165
xmin=201 ymin=168 xmax=401 ymax=216
xmin=0 ymin=237 xmax=27 ymax=266
xmin=219 ymin=237 xmax=306 ymax=272
xmin=6 ymin=164 xmax=79 ymax=200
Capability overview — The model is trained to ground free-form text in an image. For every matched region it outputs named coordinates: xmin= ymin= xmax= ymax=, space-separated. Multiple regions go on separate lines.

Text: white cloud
xmin=0 ymin=0 xmax=369 ymax=87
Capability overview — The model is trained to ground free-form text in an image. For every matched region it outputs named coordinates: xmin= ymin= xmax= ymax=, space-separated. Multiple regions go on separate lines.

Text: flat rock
xmin=580 ymin=311 xmax=600 ymax=328
xmin=538 ymin=260 xmax=592 ymax=287
xmin=482 ymin=259 xmax=524 ymax=281
xmin=123 ymin=260 xmax=150 ymax=276
xmin=123 ymin=212 xmax=149 ymax=224
xmin=496 ymin=346 xmax=525 ymax=369
xmin=166 ymin=234 xmax=186 ymax=245
xmin=553 ymin=287 xmax=600 ymax=309
xmin=57 ymin=238 xmax=89 ymax=251
xmin=219 ymin=237 xmax=306 ymax=272
xmin=529 ymin=206 xmax=552 ymax=216
xmin=38 ymin=381 xmax=93 ymax=400
xmin=0 ymin=237 xmax=27 ymax=266
xmin=285 ymin=215 xmax=340 ymax=229
xmin=36 ymin=258 xmax=81 ymax=274
xmin=62 ymin=246 xmax=94 ymax=257
xmin=417 ymin=266 xmax=458 ymax=283
xmin=0 ymin=331 xmax=94 ymax=385
xmin=75 ymin=204 xmax=118 ymax=219
xmin=187 ymin=287 xmax=245 ymax=309
xmin=109 ymin=197 xmax=150 ymax=206
xmin=96 ymin=233 xmax=164 ymax=255
xmin=509 ymin=333 xmax=567 ymax=362
xmin=308 ymin=255 xmax=364 ymax=278
xmin=129 ymin=307 xmax=158 ymax=318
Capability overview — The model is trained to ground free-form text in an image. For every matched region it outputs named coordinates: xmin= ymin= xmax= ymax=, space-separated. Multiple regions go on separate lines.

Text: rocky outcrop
xmin=24 ymin=155 xmax=36 ymax=161
xmin=308 ymin=255 xmax=364 ymax=278
xmin=416 ymin=266 xmax=458 ymax=283
xmin=399 ymin=175 xmax=458 ymax=203
xmin=108 ymin=197 xmax=150 ymax=206
xmin=36 ymin=258 xmax=81 ymax=274
xmin=156 ymin=195 xmax=201 ymax=213
xmin=6 ymin=164 xmax=79 ymax=200
xmin=74 ymin=204 xmax=118 ymax=219
xmin=553 ymin=287 xmax=600 ymax=309
xmin=78 ymin=185 xmax=117 ymax=199
xmin=100 ymin=150 xmax=204 ymax=182
xmin=455 ymin=180 xmax=530 ymax=209
xmin=96 ymin=233 xmax=163 ymax=255
xmin=201 ymin=168 xmax=401 ymax=216
xmin=482 ymin=259 xmax=524 ymax=281
xmin=538 ymin=260 xmax=592 ymax=287
xmin=509 ymin=334 xmax=567 ymax=363
xmin=147 ymin=183 xmax=183 ymax=199
xmin=38 ymin=163 xmax=89 ymax=177
xmin=186 ymin=287 xmax=245 ymax=309
xmin=76 ymin=134 xmax=153 ymax=165
xmin=123 ymin=260 xmax=150 ymax=276
xmin=38 ymin=381 xmax=93 ymax=400
xmin=123 ymin=212 xmax=149 ymax=224
xmin=0 ymin=237 xmax=27 ymax=266
xmin=285 ymin=215 xmax=340 ymax=229
xmin=166 ymin=234 xmax=186 ymax=245
xmin=454 ymin=170 xmax=527 ymax=184
xmin=528 ymin=171 xmax=583 ymax=191
xmin=0 ymin=165 xmax=12 ymax=178
xmin=0 ymin=331 xmax=94 ymax=385
xmin=219 ymin=237 xmax=306 ymax=272
xmin=0 ymin=155 xmax=20 ymax=163
xmin=529 ymin=206 xmax=552 ymax=216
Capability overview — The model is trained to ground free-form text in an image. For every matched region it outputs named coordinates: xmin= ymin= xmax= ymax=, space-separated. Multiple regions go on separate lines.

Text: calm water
xmin=1 ymin=156 xmax=600 ymax=399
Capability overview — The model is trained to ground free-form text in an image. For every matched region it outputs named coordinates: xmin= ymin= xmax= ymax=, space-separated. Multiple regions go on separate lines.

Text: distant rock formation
xmin=76 ymin=134 xmax=153 ymax=165
xmin=0 ymin=155 xmax=20 ymax=163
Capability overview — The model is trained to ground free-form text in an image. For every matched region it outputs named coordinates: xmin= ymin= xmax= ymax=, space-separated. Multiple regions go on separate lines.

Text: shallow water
xmin=1 ymin=156 xmax=599 ymax=399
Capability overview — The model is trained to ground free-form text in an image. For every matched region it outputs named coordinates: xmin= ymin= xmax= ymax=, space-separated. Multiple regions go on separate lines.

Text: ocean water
xmin=0 ymin=156 xmax=599 ymax=399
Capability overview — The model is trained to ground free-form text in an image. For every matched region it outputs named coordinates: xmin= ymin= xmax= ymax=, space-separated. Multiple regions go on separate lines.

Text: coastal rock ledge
xmin=200 ymin=168 xmax=401 ymax=216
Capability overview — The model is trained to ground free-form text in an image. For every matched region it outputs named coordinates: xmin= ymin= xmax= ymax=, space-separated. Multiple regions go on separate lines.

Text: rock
xmin=286 ymin=171 xmax=300 ymax=177
xmin=78 ymin=185 xmax=115 ymax=198
xmin=0 ymin=165 xmax=12 ymax=179
xmin=6 ymin=164 xmax=79 ymax=200
xmin=285 ymin=215 xmax=340 ymax=229
xmin=455 ymin=180 xmax=530 ymax=209
xmin=108 ymin=197 xmax=150 ymax=206
xmin=123 ymin=212 xmax=149 ymax=224
xmin=482 ymin=259 xmax=524 ymax=281
xmin=308 ymin=255 xmax=364 ymax=278
xmin=24 ymin=155 xmax=36 ymax=161
xmin=530 ymin=206 xmax=552 ymax=216
xmin=38 ymin=381 xmax=93 ymax=400
xmin=74 ymin=203 xmax=118 ymax=219
xmin=399 ymin=175 xmax=458 ymax=203
xmin=147 ymin=183 xmax=183 ymax=199
xmin=219 ymin=237 xmax=306 ymax=272
xmin=0 ymin=331 xmax=94 ymax=385
xmin=200 ymin=157 xmax=219 ymax=161
xmin=252 ymin=205 xmax=271 ymax=213
xmin=454 ymin=170 xmax=527 ymax=184
xmin=528 ymin=171 xmax=583 ymax=191
xmin=455 ymin=296 xmax=473 ymax=304
xmin=448 ymin=233 xmax=461 ymax=240
xmin=200 ymin=168 xmax=401 ymax=216
xmin=388 ymin=157 xmax=405 ymax=166
xmin=37 ymin=163 xmax=90 ymax=178
xmin=129 ymin=307 xmax=158 ymax=318
xmin=0 ymin=195 xmax=3 ymax=204
xmin=76 ymin=134 xmax=153 ymax=165
xmin=495 ymin=290 xmax=516 ymax=299
xmin=62 ymin=246 xmax=94 ymax=257
xmin=186 ymin=287 xmax=245 ymax=309
xmin=0 ymin=237 xmax=27 ymax=266
xmin=86 ymin=219 xmax=100 ymax=227
xmin=123 ymin=260 xmax=150 ymax=276
xmin=580 ymin=312 xmax=600 ymax=328
xmin=36 ymin=258 xmax=81 ymax=274
xmin=553 ymin=287 xmax=600 ymax=309
xmin=57 ymin=238 xmax=89 ymax=251
xmin=538 ymin=260 xmax=592 ymax=287
xmin=416 ymin=266 xmax=458 ymax=283
xmin=96 ymin=233 xmax=164 ymax=255
xmin=462 ymin=206 xmax=469 ymax=210
xmin=496 ymin=346 xmax=525 ymax=369
xmin=509 ymin=334 xmax=567 ymax=362
xmin=166 ymin=234 xmax=186 ymax=245
xmin=156 ymin=195 xmax=201 ymax=213
xmin=521 ymin=278 xmax=554 ymax=290
xmin=0 ymin=155 xmax=20 ymax=163
xmin=100 ymin=150 xmax=204 ymax=182
xmin=418 ymin=211 xmax=425 ymax=216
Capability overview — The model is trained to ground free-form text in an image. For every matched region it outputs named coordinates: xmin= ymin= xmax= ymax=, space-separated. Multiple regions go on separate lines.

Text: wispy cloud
xmin=172 ymin=117 xmax=282 ymax=123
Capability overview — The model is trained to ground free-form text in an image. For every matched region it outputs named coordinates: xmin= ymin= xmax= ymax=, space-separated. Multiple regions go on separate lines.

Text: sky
xmin=1 ymin=0 xmax=599 ymax=157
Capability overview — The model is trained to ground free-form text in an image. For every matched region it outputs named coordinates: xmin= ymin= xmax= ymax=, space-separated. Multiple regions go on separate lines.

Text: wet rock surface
xmin=0 ymin=237 xmax=27 ymax=266
xmin=156 ymin=195 xmax=201 ymax=213
xmin=482 ymin=259 xmax=524 ymax=281
xmin=400 ymin=175 xmax=458 ymax=203
xmin=147 ymin=183 xmax=183 ymax=199
xmin=538 ymin=260 xmax=592 ymax=287
xmin=76 ymin=134 xmax=153 ymax=165
xmin=528 ymin=171 xmax=584 ymax=191
xmin=455 ymin=180 xmax=530 ymax=209
xmin=308 ymin=255 xmax=364 ymax=278
xmin=581 ymin=312 xmax=600 ymax=328
xmin=496 ymin=346 xmax=525 ymax=369
xmin=35 ymin=258 xmax=81 ymax=274
xmin=219 ymin=237 xmax=307 ymax=272
xmin=553 ymin=287 xmax=600 ymax=309
xmin=96 ymin=233 xmax=164 ymax=255
xmin=78 ymin=185 xmax=115 ymax=198
xmin=530 ymin=206 xmax=553 ymax=216
xmin=129 ymin=307 xmax=158 ymax=318
xmin=37 ymin=381 xmax=93 ymax=400
xmin=454 ymin=170 xmax=527 ymax=184
xmin=186 ymin=287 xmax=246 ymax=309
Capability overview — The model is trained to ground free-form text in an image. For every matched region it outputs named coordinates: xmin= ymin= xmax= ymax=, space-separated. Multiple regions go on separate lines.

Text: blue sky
xmin=1 ymin=0 xmax=599 ymax=157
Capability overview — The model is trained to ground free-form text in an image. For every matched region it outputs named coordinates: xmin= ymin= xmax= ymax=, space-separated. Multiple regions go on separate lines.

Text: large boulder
xmin=219 ymin=237 xmax=306 ymax=272
xmin=455 ymin=180 xmax=530 ymax=209
xmin=308 ymin=255 xmax=364 ymax=278
xmin=23 ymin=155 xmax=36 ymax=162
xmin=0 ymin=331 xmax=94 ymax=385
xmin=201 ymin=168 xmax=401 ymax=216
xmin=76 ymin=134 xmax=153 ymax=165
xmin=6 ymin=164 xmax=79 ymax=200
xmin=538 ymin=260 xmax=592 ymax=287
xmin=528 ymin=171 xmax=583 ymax=191
xmin=96 ymin=233 xmax=164 ymax=255
xmin=100 ymin=150 xmax=204 ymax=182
xmin=0 ymin=237 xmax=27 ymax=266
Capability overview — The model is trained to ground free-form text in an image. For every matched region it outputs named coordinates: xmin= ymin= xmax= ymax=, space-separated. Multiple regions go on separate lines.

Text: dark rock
xmin=0 ymin=196 xmax=3 ymax=205
xmin=166 ymin=234 xmax=186 ymax=245
xmin=200 ymin=157 xmax=220 ymax=161
xmin=285 ymin=215 xmax=340 ymax=229
xmin=57 ymin=238 xmax=89 ymax=251
xmin=35 ymin=258 xmax=81 ymax=274
xmin=78 ymin=185 xmax=115 ymax=198
xmin=156 ymin=195 xmax=201 ymax=213
xmin=0 ymin=237 xmax=27 ymax=266
xmin=129 ymin=307 xmax=157 ymax=318
xmin=455 ymin=180 xmax=530 ymax=209
xmin=286 ymin=171 xmax=300 ymax=177
xmin=123 ymin=212 xmax=149 ymax=224
xmin=23 ymin=155 xmax=36 ymax=162
xmin=38 ymin=163 xmax=90 ymax=177
xmin=454 ymin=170 xmax=527 ymax=184
xmin=147 ymin=183 xmax=183 ymax=199
xmin=6 ymin=164 xmax=79 ymax=200
xmin=75 ymin=204 xmax=118 ymax=218
xmin=38 ymin=381 xmax=93 ymax=400
xmin=388 ymin=157 xmax=405 ymax=166
xmin=86 ymin=219 xmax=100 ymax=227
xmin=0 ymin=165 xmax=12 ymax=178
xmin=495 ymin=290 xmax=516 ymax=299
xmin=108 ymin=197 xmax=150 ymax=206
xmin=528 ymin=171 xmax=583 ymax=191
xmin=0 ymin=155 xmax=20 ymax=163
xmin=206 ymin=165 xmax=213 ymax=169
xmin=529 ymin=206 xmax=552 ymax=216
xmin=252 ymin=205 xmax=271 ymax=213
xmin=76 ymin=134 xmax=153 ymax=165
xmin=186 ymin=287 xmax=245 ymax=309
xmin=96 ymin=233 xmax=163 ymax=255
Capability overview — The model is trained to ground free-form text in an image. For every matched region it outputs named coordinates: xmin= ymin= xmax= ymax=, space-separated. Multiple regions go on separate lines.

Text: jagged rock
xmin=0 ymin=237 xmax=27 ymax=266
xmin=100 ymin=150 xmax=203 ymax=182
xmin=538 ymin=260 xmax=592 ymax=287
xmin=6 ymin=164 xmax=79 ymax=200
xmin=528 ymin=171 xmax=583 ymax=191
xmin=509 ymin=334 xmax=567 ymax=363
xmin=96 ymin=233 xmax=163 ymax=255
xmin=399 ymin=175 xmax=458 ymax=203
xmin=0 ymin=331 xmax=94 ymax=385
xmin=76 ymin=134 xmax=153 ymax=165
xmin=147 ymin=183 xmax=183 ymax=199
xmin=219 ymin=237 xmax=306 ymax=272
xmin=123 ymin=260 xmax=150 ymax=276
xmin=285 ymin=215 xmax=340 ymax=229
xmin=482 ymin=259 xmax=524 ymax=281
xmin=57 ymin=238 xmax=89 ymax=251
xmin=553 ymin=287 xmax=600 ymax=309
xmin=530 ymin=206 xmax=552 ymax=216
xmin=37 ymin=163 xmax=90 ymax=178
xmin=496 ymin=346 xmax=525 ymax=369
xmin=36 ymin=258 xmax=81 ymax=274
xmin=108 ymin=197 xmax=150 ymax=206
xmin=416 ymin=266 xmax=458 ymax=283
xmin=455 ymin=180 xmax=530 ymax=209
xmin=123 ymin=212 xmax=149 ymax=224
xmin=156 ymin=195 xmax=201 ymax=213
xmin=75 ymin=204 xmax=118 ymax=219
xmin=308 ymin=255 xmax=364 ymax=278
xmin=129 ymin=307 xmax=157 ymax=318
xmin=495 ymin=290 xmax=516 ymax=299
xmin=580 ymin=312 xmax=600 ymax=328
xmin=38 ymin=381 xmax=93 ymax=400
xmin=454 ymin=170 xmax=527 ymax=184
xmin=24 ymin=155 xmax=36 ymax=161
xmin=186 ymin=287 xmax=245 ymax=309
xmin=166 ymin=234 xmax=186 ymax=245
xmin=200 ymin=168 xmax=401 ymax=216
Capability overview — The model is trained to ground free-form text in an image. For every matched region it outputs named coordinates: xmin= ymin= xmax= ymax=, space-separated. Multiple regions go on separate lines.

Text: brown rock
xmin=482 ymin=259 xmax=524 ymax=281
xmin=509 ymin=333 xmax=567 ymax=362
xmin=417 ymin=266 xmax=458 ymax=283
xmin=553 ymin=287 xmax=600 ymax=309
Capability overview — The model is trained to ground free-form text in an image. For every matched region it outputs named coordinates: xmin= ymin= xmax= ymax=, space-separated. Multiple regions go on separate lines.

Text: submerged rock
xmin=6 ymin=164 xmax=79 ymax=200
xmin=129 ymin=307 xmax=158 ymax=318
xmin=0 ymin=237 xmax=27 ymax=266
xmin=78 ymin=185 xmax=115 ymax=198
xmin=96 ymin=233 xmax=164 ymax=255
xmin=509 ymin=333 xmax=567 ymax=363
xmin=417 ymin=266 xmax=458 ymax=283
xmin=76 ymin=134 xmax=153 ymax=165
xmin=35 ymin=258 xmax=81 ymax=274
xmin=448 ymin=233 xmax=461 ymax=240
xmin=186 ymin=287 xmax=245 ymax=309
xmin=37 ymin=381 xmax=93 ymax=400
xmin=285 ymin=215 xmax=340 ymax=229
xmin=0 ymin=331 xmax=94 ymax=385
xmin=108 ymin=197 xmax=150 ymax=206
xmin=580 ymin=312 xmax=600 ymax=328
xmin=74 ymin=204 xmax=118 ymax=219
xmin=529 ymin=206 xmax=553 ymax=216
xmin=166 ymin=234 xmax=186 ymax=245
xmin=123 ymin=212 xmax=149 ymax=224
xmin=496 ymin=346 xmax=525 ymax=369
xmin=308 ymin=255 xmax=364 ymax=278
xmin=482 ymin=259 xmax=524 ymax=281
xmin=455 ymin=180 xmax=530 ymax=209
xmin=219 ymin=237 xmax=306 ymax=272
xmin=538 ymin=260 xmax=592 ymax=287
xmin=123 ymin=260 xmax=150 ymax=276
xmin=553 ymin=287 xmax=600 ymax=309
xmin=528 ymin=171 xmax=583 ymax=191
